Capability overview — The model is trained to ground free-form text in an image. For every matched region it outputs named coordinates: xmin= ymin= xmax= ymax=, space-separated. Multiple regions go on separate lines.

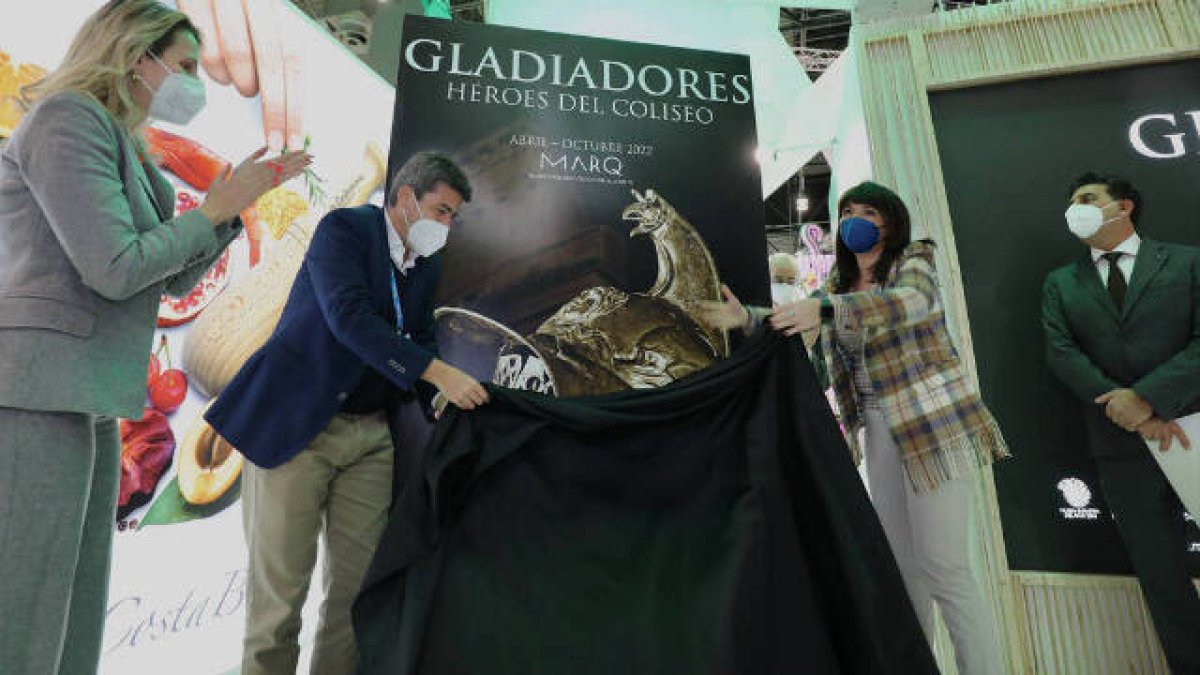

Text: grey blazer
xmin=0 ymin=91 xmax=239 ymax=418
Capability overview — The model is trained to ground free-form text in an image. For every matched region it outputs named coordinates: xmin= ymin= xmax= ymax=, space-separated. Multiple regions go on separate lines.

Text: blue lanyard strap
xmin=389 ymin=270 xmax=404 ymax=334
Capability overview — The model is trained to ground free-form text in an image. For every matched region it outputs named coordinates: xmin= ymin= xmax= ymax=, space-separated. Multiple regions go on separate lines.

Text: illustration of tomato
xmin=149 ymin=369 xmax=188 ymax=414
xmin=147 ymin=335 xmax=188 ymax=415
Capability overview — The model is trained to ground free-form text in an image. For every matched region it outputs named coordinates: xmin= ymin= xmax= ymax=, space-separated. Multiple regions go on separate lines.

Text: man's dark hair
xmin=386 ymin=151 xmax=472 ymax=206
xmin=1067 ymin=172 xmax=1142 ymax=227
xmin=832 ymin=181 xmax=928 ymax=293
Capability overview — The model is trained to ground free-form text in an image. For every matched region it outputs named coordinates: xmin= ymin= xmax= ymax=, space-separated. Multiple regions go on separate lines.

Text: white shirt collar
xmin=383 ymin=206 xmax=417 ymax=274
xmin=1091 ymin=232 xmax=1141 ymax=265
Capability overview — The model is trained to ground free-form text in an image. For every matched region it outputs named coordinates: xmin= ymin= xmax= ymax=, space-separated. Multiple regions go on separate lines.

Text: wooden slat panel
xmin=1014 ymin=573 xmax=1186 ymax=674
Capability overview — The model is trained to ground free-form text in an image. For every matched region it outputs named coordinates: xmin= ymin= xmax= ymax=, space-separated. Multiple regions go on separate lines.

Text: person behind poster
xmin=204 ymin=151 xmax=487 ymax=675
xmin=1041 ymin=171 xmax=1200 ymax=673
xmin=701 ymin=181 xmax=1009 ymax=675
xmin=769 ymin=252 xmax=802 ymax=305
xmin=0 ymin=2 xmax=311 ymax=672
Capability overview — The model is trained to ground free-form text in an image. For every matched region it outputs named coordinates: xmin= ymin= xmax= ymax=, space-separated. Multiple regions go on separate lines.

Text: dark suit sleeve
xmin=305 ymin=211 xmax=435 ymax=390
xmin=1042 ymin=272 xmax=1120 ymax=402
xmin=1132 ymin=251 xmax=1200 ymax=418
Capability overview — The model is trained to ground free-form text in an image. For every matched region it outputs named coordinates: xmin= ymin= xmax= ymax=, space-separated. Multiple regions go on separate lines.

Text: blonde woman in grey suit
xmin=0 ymin=2 xmax=310 ymax=672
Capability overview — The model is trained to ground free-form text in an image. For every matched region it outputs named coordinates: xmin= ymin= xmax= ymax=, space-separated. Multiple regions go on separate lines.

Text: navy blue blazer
xmin=206 ymin=205 xmax=439 ymax=468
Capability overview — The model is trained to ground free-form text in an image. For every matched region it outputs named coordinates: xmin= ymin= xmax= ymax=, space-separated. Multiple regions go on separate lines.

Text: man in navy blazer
xmin=206 ymin=151 xmax=488 ymax=675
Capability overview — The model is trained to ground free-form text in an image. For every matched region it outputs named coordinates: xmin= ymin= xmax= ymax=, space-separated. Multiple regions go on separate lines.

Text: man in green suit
xmin=1042 ymin=172 xmax=1200 ymax=674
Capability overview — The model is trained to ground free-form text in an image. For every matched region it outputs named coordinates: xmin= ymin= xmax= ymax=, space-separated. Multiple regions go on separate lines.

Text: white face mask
xmin=771 ymin=282 xmax=801 ymax=305
xmin=404 ymin=191 xmax=449 ymax=257
xmin=1065 ymin=201 xmax=1122 ymax=240
xmin=139 ymin=54 xmax=206 ymax=125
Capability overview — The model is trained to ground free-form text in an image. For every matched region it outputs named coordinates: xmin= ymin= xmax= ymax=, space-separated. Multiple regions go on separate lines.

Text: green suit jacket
xmin=1042 ymin=238 xmax=1200 ymax=458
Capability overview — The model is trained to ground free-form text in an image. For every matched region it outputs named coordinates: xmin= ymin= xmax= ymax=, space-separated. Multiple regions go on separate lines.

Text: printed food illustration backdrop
xmin=2 ymin=2 xmax=394 ymax=672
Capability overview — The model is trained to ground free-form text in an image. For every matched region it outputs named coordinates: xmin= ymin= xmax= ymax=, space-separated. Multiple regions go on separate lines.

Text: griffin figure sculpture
xmin=435 ymin=188 xmax=728 ymax=397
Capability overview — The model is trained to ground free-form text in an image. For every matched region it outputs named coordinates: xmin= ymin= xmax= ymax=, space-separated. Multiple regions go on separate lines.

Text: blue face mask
xmin=839 ymin=217 xmax=880 ymax=253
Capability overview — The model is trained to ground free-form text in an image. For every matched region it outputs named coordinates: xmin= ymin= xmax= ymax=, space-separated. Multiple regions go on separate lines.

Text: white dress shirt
xmin=384 ymin=207 xmax=417 ymax=275
xmin=1091 ymin=232 xmax=1140 ymax=286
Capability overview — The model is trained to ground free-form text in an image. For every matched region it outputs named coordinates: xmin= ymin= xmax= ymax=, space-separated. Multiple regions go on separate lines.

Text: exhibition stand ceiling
xmin=304 ymin=0 xmax=961 ymax=206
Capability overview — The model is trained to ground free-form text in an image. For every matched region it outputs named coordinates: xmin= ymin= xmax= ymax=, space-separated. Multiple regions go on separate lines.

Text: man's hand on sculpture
xmin=179 ymin=0 xmax=303 ymax=152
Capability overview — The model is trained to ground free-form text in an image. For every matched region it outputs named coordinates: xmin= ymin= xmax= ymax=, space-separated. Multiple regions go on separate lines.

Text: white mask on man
xmin=1065 ymin=201 xmax=1122 ymax=240
xmin=404 ymin=191 xmax=449 ymax=257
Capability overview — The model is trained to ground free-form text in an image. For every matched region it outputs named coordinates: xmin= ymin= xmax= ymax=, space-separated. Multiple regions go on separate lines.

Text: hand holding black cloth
xmin=354 ymin=329 xmax=937 ymax=675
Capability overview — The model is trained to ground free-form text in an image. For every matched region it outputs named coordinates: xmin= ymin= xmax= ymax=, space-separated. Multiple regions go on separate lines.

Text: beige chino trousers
xmin=240 ymin=411 xmax=394 ymax=675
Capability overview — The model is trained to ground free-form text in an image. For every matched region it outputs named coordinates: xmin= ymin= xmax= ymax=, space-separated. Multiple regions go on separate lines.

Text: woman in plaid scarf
xmin=702 ymin=181 xmax=1009 ymax=675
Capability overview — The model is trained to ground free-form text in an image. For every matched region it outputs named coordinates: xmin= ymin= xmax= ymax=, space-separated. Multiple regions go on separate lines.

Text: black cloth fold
xmin=353 ymin=329 xmax=937 ymax=675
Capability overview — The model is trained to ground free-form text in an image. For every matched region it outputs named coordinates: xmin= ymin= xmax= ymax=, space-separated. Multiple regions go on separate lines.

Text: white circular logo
xmin=1057 ymin=477 xmax=1092 ymax=509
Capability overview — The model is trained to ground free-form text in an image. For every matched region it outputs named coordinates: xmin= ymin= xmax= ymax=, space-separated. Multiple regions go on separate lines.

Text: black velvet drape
xmin=355 ymin=330 xmax=936 ymax=675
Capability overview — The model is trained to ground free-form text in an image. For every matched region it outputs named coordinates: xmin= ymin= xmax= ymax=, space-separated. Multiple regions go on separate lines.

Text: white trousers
xmin=863 ymin=409 xmax=1003 ymax=675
